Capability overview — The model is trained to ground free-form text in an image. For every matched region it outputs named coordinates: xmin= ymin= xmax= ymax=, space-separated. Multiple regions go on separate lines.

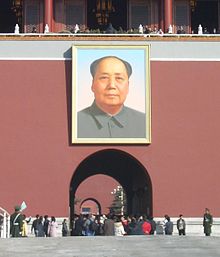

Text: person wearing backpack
xmin=84 ymin=214 xmax=96 ymax=236
xmin=89 ymin=216 xmax=98 ymax=235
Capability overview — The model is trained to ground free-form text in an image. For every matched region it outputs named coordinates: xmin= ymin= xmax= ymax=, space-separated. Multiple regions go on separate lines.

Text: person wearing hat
xmin=10 ymin=205 xmax=24 ymax=237
xmin=77 ymin=56 xmax=146 ymax=138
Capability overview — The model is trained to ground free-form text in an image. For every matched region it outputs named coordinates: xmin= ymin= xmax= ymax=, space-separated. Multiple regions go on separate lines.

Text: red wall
xmin=1 ymin=60 xmax=220 ymax=217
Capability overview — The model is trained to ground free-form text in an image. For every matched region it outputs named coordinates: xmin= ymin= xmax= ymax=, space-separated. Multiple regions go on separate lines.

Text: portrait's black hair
xmin=90 ymin=56 xmax=132 ymax=78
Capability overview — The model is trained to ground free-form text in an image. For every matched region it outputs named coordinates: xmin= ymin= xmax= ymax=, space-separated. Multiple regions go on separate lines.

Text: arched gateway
xmin=69 ymin=149 xmax=152 ymax=227
xmin=80 ymin=198 xmax=102 ymax=215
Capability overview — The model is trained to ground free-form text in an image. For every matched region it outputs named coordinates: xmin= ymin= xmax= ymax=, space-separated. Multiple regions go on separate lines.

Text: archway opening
xmin=69 ymin=149 xmax=152 ymax=232
xmin=75 ymin=175 xmax=128 ymax=216
xmin=80 ymin=198 xmax=101 ymax=215
xmin=75 ymin=174 xmax=120 ymax=215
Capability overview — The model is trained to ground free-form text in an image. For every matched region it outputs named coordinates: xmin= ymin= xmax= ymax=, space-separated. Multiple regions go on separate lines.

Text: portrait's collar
xmin=90 ymin=101 xmax=126 ymax=128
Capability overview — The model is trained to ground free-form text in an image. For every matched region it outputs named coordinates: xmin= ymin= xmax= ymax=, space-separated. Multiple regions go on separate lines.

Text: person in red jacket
xmin=141 ymin=216 xmax=152 ymax=235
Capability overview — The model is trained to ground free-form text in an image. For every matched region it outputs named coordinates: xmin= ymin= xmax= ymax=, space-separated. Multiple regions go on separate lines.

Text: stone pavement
xmin=1 ymin=236 xmax=220 ymax=257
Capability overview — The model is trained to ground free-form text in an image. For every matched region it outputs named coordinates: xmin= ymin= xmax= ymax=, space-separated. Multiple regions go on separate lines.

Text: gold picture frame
xmin=72 ymin=43 xmax=151 ymax=144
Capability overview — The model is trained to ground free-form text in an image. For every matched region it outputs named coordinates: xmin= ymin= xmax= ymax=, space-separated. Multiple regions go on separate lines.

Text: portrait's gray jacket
xmin=77 ymin=102 xmax=146 ymax=138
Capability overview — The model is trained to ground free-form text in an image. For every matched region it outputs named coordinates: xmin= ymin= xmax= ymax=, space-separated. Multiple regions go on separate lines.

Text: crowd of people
xmin=76 ymin=208 xmax=212 ymax=237
xmin=9 ymin=207 xmax=66 ymax=238
xmin=72 ymin=214 xmax=155 ymax=236
xmin=30 ymin=22 xmax=219 ymax=35
xmin=68 ymin=23 xmax=166 ymax=35
xmin=72 ymin=213 xmax=188 ymax=236
xmin=58 ymin=23 xmax=220 ymax=35
xmin=8 ymin=206 xmax=213 ymax=238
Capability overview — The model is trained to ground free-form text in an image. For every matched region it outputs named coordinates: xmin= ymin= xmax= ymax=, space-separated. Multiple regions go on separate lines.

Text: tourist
xmin=103 ymin=214 xmax=115 ymax=236
xmin=31 ymin=214 xmax=39 ymax=237
xmin=62 ymin=218 xmax=69 ymax=236
xmin=43 ymin=215 xmax=50 ymax=237
xmin=177 ymin=214 xmax=186 ymax=235
xmin=114 ymin=216 xmax=126 ymax=236
xmin=48 ymin=216 xmax=58 ymax=237
xmin=37 ymin=216 xmax=45 ymax=237
xmin=73 ymin=214 xmax=84 ymax=236
xmin=164 ymin=216 xmax=173 ymax=235
xmin=149 ymin=216 xmax=156 ymax=235
xmin=21 ymin=214 xmax=31 ymax=237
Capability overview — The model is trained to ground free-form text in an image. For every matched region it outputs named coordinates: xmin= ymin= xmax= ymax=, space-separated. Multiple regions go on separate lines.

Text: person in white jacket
xmin=114 ymin=217 xmax=126 ymax=236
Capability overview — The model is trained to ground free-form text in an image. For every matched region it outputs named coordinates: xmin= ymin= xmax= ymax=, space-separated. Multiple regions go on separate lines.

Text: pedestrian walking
xmin=31 ymin=214 xmax=39 ymax=237
xmin=48 ymin=216 xmax=58 ymax=237
xmin=21 ymin=214 xmax=31 ymax=237
xmin=62 ymin=219 xmax=69 ymax=236
xmin=43 ymin=215 xmax=50 ymax=237
xmin=36 ymin=216 xmax=45 ymax=237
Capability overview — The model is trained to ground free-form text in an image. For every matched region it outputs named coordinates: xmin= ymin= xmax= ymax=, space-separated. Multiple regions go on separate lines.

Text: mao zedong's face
xmin=91 ymin=57 xmax=129 ymax=115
